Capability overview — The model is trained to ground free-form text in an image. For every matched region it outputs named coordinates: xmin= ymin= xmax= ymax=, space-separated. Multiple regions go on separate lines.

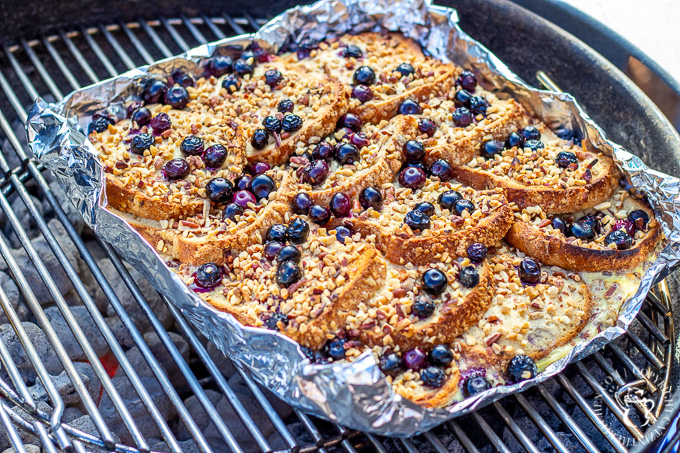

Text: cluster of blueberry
xmin=290 ymin=191 xmax=354 ymax=243
xmin=480 ymin=125 xmax=548 ymax=159
xmin=403 ymin=188 xmax=476 ymax=233
xmin=380 ymin=345 xmax=453 ymax=389
xmin=450 ymin=70 xmax=491 ymax=127
xmin=263 ymin=219 xmax=310 ymax=289
xmin=551 ymin=209 xmax=649 ymax=250
xmin=212 ymin=45 xmax=271 ymax=93
xmin=219 ymin=164 xmax=277 ymax=221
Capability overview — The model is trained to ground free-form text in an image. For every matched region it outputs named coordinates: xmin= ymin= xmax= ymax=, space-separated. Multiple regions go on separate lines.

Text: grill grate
xmin=0 ymin=15 xmax=674 ymax=453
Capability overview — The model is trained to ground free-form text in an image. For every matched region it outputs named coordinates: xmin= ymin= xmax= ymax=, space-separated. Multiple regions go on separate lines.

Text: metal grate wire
xmin=0 ymin=15 xmax=674 ymax=453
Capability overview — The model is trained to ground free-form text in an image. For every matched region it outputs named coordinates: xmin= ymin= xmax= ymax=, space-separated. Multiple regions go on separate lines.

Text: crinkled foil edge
xmin=25 ymin=0 xmax=680 ymax=437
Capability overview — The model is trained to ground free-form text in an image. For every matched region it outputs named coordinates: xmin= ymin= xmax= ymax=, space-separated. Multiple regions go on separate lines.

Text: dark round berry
xmin=452 ymin=107 xmax=473 ymax=127
xmin=249 ymin=174 xmax=276 ymax=200
xmin=518 ymin=258 xmax=541 ymax=284
xmin=164 ymin=85 xmax=189 ymax=109
xmin=429 ymin=345 xmax=453 ymax=367
xmin=209 ymin=55 xmax=233 ymax=76
xmin=144 ymin=79 xmax=167 ymax=104
xmin=203 ymin=144 xmax=228 ymax=168
xmin=418 ymin=118 xmax=437 ymax=137
xmin=263 ymin=116 xmax=282 ymax=134
xmin=233 ymin=58 xmax=254 ymax=76
xmin=263 ymin=241 xmax=284 ymax=261
xmin=131 ymin=107 xmax=152 ymax=126
xmin=398 ymin=167 xmax=427 ymax=190
xmin=456 ymin=70 xmax=477 ymax=92
xmin=353 ymin=66 xmax=375 ymax=85
xmin=286 ymin=218 xmax=310 ymax=244
xmin=205 ymin=177 xmax=234 ymax=203
xmin=524 ymin=140 xmax=545 ymax=151
xmin=335 ymin=143 xmax=360 ymax=165
xmin=379 ymin=353 xmax=403 ymax=376
xmin=312 ymin=142 xmax=334 ymax=161
xmin=467 ymin=243 xmax=487 ymax=262
xmin=508 ymin=354 xmax=537 ymax=382
xmin=330 ymin=192 xmax=351 ymax=217
xmin=628 ymin=210 xmax=649 ymax=231
xmin=235 ymin=175 xmax=252 ymax=191
xmin=338 ymin=113 xmax=362 ymax=132
xmin=404 ymin=209 xmax=431 ymax=231
xmin=453 ymin=199 xmax=475 ymax=215
xmin=276 ymin=261 xmax=302 ymax=288
xmin=264 ymin=69 xmax=283 ymax=87
xmin=223 ymin=203 xmax=245 ymax=222
xmin=395 ymin=63 xmax=415 ymax=77
xmin=350 ymin=132 xmax=370 ymax=149
xmin=397 ymin=99 xmax=422 ymax=115
xmin=335 ymin=225 xmax=353 ymax=244
xmin=222 ymin=74 xmax=241 ymax=93
xmin=150 ymin=113 xmax=171 ymax=133
xmin=470 ymin=96 xmax=489 ymax=116
xmin=556 ymin=151 xmax=579 ymax=169
xmin=412 ymin=294 xmax=436 ymax=319
xmin=421 ymin=366 xmax=446 ymax=388
xmin=130 ymin=133 xmax=154 ymax=155
xmin=277 ymin=99 xmax=294 ymax=113
xmin=282 ymin=114 xmax=303 ymax=132
xmin=422 ymin=269 xmax=447 ymax=295
xmin=180 ymin=135 xmax=204 ymax=156
xmin=342 ymin=45 xmax=363 ymax=58
xmin=309 ymin=205 xmax=331 ymax=225
xmin=453 ymin=89 xmax=472 ymax=107
xmin=241 ymin=50 xmax=256 ymax=61
xmin=438 ymin=190 xmax=462 ymax=210
xmin=291 ymin=193 xmax=313 ymax=215
xmin=506 ymin=131 xmax=524 ymax=149
xmin=403 ymin=162 xmax=426 ymax=174
xmin=551 ymin=217 xmax=566 ymax=234
xmin=264 ymin=312 xmax=288 ymax=331
xmin=359 ymin=187 xmax=382 ymax=211
xmin=569 ymin=221 xmax=595 ymax=240
xmin=481 ymin=139 xmax=504 ymax=159
xmin=351 ymin=85 xmax=374 ymax=103
xmin=459 ymin=266 xmax=479 ymax=288
xmin=251 ymin=129 xmax=269 ymax=150
xmin=195 ymin=263 xmax=222 ymax=288
xmin=415 ymin=202 xmax=435 ymax=216
xmin=403 ymin=140 xmax=425 ymax=162
xmin=302 ymin=160 xmax=329 ymax=186
xmin=89 ymin=116 xmax=113 ymax=134
xmin=578 ymin=214 xmax=602 ymax=234
xmin=251 ymin=163 xmax=271 ymax=176
xmin=604 ymin=229 xmax=634 ymax=250
xmin=174 ymin=72 xmax=195 ymax=88
xmin=403 ymin=348 xmax=427 ymax=371
xmin=276 ymin=245 xmax=301 ymax=263
xmin=232 ymin=190 xmax=257 ymax=208
xmin=162 ymin=159 xmax=190 ymax=180
xmin=324 ymin=338 xmax=346 ymax=360
xmin=429 ymin=159 xmax=453 ymax=181
xmin=267 ymin=224 xmax=288 ymax=243
xmin=466 ymin=375 xmax=491 ymax=396
xmin=520 ymin=126 xmax=541 ymax=141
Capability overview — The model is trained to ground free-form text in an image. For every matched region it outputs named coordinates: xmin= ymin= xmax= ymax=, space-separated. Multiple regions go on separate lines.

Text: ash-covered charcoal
xmin=69 ymin=415 xmax=121 ymax=444
xmin=0 ymin=271 xmax=26 ymax=324
xmin=4 ymin=194 xmax=43 ymax=249
xmin=43 ymin=179 xmax=86 ymax=234
xmin=28 ymin=363 xmax=101 ymax=407
xmin=43 ymin=306 xmax=110 ymax=360
xmin=0 ymin=322 xmax=62 ymax=381
xmin=0 ymin=403 xmax=48 ymax=450
xmin=148 ymin=439 xmax=201 ymax=453
xmin=141 ymin=331 xmax=190 ymax=387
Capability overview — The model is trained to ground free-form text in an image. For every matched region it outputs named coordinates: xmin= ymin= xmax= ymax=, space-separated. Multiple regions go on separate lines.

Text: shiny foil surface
xmin=25 ymin=0 xmax=680 ymax=436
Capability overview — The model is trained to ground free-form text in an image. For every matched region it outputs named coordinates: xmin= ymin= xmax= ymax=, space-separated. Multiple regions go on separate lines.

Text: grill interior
xmin=0 ymin=15 xmax=676 ymax=453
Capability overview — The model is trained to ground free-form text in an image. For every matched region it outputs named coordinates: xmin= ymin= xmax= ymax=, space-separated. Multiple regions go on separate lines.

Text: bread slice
xmin=506 ymin=188 xmax=661 ymax=272
xmin=451 ymin=123 xmax=619 ymax=213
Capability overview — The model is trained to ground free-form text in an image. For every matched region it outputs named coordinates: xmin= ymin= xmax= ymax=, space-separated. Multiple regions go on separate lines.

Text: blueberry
xmin=235 ymin=175 xmax=252 ymax=191
xmin=162 ymin=159 xmax=190 ymax=180
xmin=130 ymin=107 xmax=152 ymax=126
xmin=429 ymin=345 xmax=453 ymax=367
xmin=291 ymin=193 xmax=313 ymax=215
xmin=130 ymin=133 xmax=154 ymax=155
xmin=404 ymin=209 xmax=431 ymax=231
xmin=164 ymin=85 xmax=189 ymax=109
xmin=438 ymin=190 xmax=462 ymax=210
xmin=520 ymin=126 xmax=541 ymax=141
xmin=395 ymin=63 xmax=415 ymax=77
xmin=350 ymin=132 xmax=370 ymax=149
xmin=418 ymin=118 xmax=437 ymax=137
xmin=359 ymin=187 xmax=382 ymax=211
xmin=338 ymin=113 xmax=362 ymax=132
xmin=209 ymin=55 xmax=233 ymax=76
xmin=518 ymin=258 xmax=541 ymax=284
xmin=150 ymin=113 xmax=171 ymax=133
xmin=402 ymin=161 xmax=427 ymax=172
xmin=324 ymin=338 xmax=346 ymax=360
xmin=467 ymin=243 xmax=487 ymax=262
xmin=403 ymin=348 xmax=427 ymax=371
xmin=223 ymin=203 xmax=244 ymax=222
xmin=203 ymin=144 xmax=228 ymax=167
xmin=422 ymin=269 xmax=447 ymax=295
xmin=556 ymin=151 xmax=579 ymax=169
xmin=604 ymin=229 xmax=634 ymax=250
xmin=195 ymin=263 xmax=222 ymax=288
xmin=335 ymin=143 xmax=360 ymax=165
xmin=570 ymin=221 xmax=595 ymax=240
xmin=335 ymin=225 xmax=353 ymax=243
xmin=330 ymin=192 xmax=351 ymax=217
xmin=267 ymin=224 xmax=288 ymax=243
xmin=415 ymin=202 xmax=435 ymax=216
xmin=481 ymin=140 xmax=504 ymax=159
xmin=453 ymin=89 xmax=472 ymax=107
xmin=174 ymin=72 xmax=195 ymax=88
xmin=276 ymin=245 xmax=301 ymax=263
xmin=249 ymin=174 xmax=276 ymax=199
xmin=429 ymin=160 xmax=453 ymax=181
xmin=277 ymin=99 xmax=294 ymax=113
xmin=309 ymin=205 xmax=331 ymax=225
xmin=205 ymin=177 xmax=234 ymax=203
xmin=251 ymin=162 xmax=271 ymax=175
xmin=276 ymin=261 xmax=302 ymax=287
xmin=551 ymin=217 xmax=566 ymax=234
xmin=578 ymin=214 xmax=602 ymax=234
xmin=421 ymin=366 xmax=446 ymax=388
xmin=302 ymin=160 xmax=329 ymax=186
xmin=264 ymin=69 xmax=283 ymax=87
xmin=508 ymin=354 xmax=537 ymax=382
xmin=264 ymin=312 xmax=288 ymax=331
xmin=351 ymin=85 xmax=374 ymax=103
xmin=263 ymin=241 xmax=284 ymax=261
xmin=469 ymin=96 xmax=489 ymax=116
xmin=466 ymin=375 xmax=491 ymax=396
xmin=232 ymin=190 xmax=257 ymax=208
xmin=263 ymin=116 xmax=282 ymax=134
xmin=453 ymin=199 xmax=475 ymax=215
xmin=144 ymin=79 xmax=167 ymax=104
xmin=398 ymin=167 xmax=427 ymax=190
xmin=524 ymin=140 xmax=545 ymax=151
xmin=342 ymin=45 xmax=363 ymax=58
xmin=458 ymin=266 xmax=479 ymax=288
xmin=628 ymin=210 xmax=650 ymax=231
xmin=353 ymin=66 xmax=375 ymax=85
xmin=412 ymin=295 xmax=436 ymax=319
xmin=398 ymin=99 xmax=422 ymax=115
xmin=506 ymin=131 xmax=524 ymax=149
xmin=456 ymin=70 xmax=477 ymax=92
xmin=180 ymin=135 xmax=204 ymax=156
xmin=233 ymin=58 xmax=254 ymax=76
xmin=89 ymin=116 xmax=113 ymax=134
xmin=452 ymin=107 xmax=473 ymax=127
xmin=379 ymin=353 xmax=403 ymax=376
xmin=312 ymin=142 xmax=334 ymax=161
xmin=251 ymin=129 xmax=269 ymax=150
xmin=403 ymin=140 xmax=425 ymax=162
xmin=282 ymin=114 xmax=303 ymax=132
xmin=222 ymin=75 xmax=241 ymax=93
xmin=286 ymin=218 xmax=310 ymax=244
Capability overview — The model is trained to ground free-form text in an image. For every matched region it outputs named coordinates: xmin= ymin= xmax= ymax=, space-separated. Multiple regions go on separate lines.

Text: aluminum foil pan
xmin=25 ymin=0 xmax=680 ymax=436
